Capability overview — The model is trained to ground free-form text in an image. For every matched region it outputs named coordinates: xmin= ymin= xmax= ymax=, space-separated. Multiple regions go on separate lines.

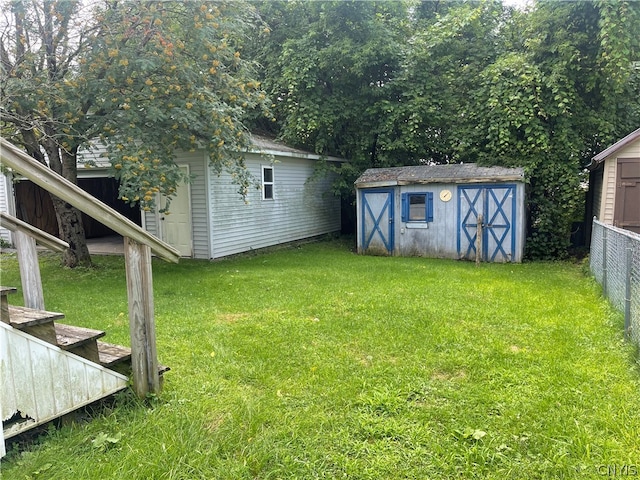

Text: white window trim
xmin=262 ymin=165 xmax=274 ymax=200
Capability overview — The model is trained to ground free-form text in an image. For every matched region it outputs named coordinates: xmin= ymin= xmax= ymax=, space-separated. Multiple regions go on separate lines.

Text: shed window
xmin=262 ymin=165 xmax=274 ymax=200
xmin=401 ymin=193 xmax=433 ymax=222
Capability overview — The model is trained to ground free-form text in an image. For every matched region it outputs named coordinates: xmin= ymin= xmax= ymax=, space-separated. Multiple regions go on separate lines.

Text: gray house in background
xmin=138 ymin=136 xmax=344 ymax=259
xmin=0 ymin=135 xmax=345 ymax=259
xmin=355 ymin=164 xmax=526 ymax=262
xmin=0 ymin=174 xmax=14 ymax=246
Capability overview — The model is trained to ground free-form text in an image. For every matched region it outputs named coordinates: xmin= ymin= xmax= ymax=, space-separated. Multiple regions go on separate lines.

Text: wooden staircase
xmin=1 ymin=285 xmax=166 ymax=443
xmin=1 ymin=286 xmax=133 ymax=373
xmin=1 ymin=141 xmax=181 ymax=458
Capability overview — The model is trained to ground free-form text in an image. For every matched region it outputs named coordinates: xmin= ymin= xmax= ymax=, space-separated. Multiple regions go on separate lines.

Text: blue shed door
xmin=361 ymin=189 xmax=394 ymax=255
xmin=458 ymin=185 xmax=517 ymax=262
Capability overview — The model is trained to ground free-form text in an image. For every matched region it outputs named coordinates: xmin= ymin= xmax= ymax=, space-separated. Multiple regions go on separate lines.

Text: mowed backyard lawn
xmin=1 ymin=238 xmax=639 ymax=479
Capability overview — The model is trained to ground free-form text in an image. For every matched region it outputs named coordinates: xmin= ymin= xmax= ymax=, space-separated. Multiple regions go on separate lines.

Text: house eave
xmin=589 ymin=127 xmax=640 ymax=170
xmin=248 ymin=134 xmax=345 ymax=163
xmin=397 ymin=175 xmax=524 ymax=185
xmin=355 ymin=181 xmax=399 ymax=189
xmin=248 ymin=147 xmax=344 ymax=163
xmin=355 ymin=176 xmax=524 ymax=189
xmin=75 ymin=135 xmax=348 ymax=167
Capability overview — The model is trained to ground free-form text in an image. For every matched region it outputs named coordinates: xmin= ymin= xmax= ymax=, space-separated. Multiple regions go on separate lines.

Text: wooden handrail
xmin=0 ymin=138 xmax=179 ymax=263
xmin=0 ymin=211 xmax=69 ymax=253
xmin=0 ymin=212 xmax=70 ymax=309
xmin=1 ymin=137 xmax=176 ymax=397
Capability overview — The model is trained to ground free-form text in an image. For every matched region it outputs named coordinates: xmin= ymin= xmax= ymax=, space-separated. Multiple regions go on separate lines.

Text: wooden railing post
xmin=124 ymin=237 xmax=160 ymax=398
xmin=14 ymin=230 xmax=45 ymax=310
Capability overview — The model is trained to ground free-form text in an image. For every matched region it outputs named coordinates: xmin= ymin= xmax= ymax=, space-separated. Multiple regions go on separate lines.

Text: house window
xmin=262 ymin=165 xmax=274 ymax=200
xmin=401 ymin=192 xmax=433 ymax=222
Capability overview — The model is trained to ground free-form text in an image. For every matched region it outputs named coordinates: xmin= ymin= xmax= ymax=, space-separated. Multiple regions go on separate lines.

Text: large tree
xmin=249 ymin=0 xmax=511 ymax=231
xmin=250 ymin=0 xmax=640 ymax=258
xmin=381 ymin=0 xmax=506 ymax=165
xmin=248 ymin=1 xmax=409 ymax=193
xmin=1 ymin=0 xmax=270 ymax=267
xmin=465 ymin=0 xmax=640 ymax=258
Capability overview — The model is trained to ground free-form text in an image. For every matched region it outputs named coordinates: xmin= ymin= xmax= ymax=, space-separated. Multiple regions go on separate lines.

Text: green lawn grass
xmin=1 ymin=238 xmax=639 ymax=479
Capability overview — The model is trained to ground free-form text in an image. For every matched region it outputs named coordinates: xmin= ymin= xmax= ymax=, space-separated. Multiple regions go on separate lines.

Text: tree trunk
xmin=43 ymin=141 xmax=92 ymax=268
xmin=50 ymin=195 xmax=92 ymax=268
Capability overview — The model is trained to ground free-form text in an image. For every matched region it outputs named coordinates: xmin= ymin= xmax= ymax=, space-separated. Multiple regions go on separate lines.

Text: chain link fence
xmin=590 ymin=219 xmax=640 ymax=348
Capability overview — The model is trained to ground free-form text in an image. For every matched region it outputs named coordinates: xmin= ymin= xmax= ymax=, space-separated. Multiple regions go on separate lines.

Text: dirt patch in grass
xmin=204 ymin=414 xmax=226 ymax=433
xmin=430 ymin=369 xmax=466 ymax=382
xmin=217 ymin=312 xmax=250 ymax=323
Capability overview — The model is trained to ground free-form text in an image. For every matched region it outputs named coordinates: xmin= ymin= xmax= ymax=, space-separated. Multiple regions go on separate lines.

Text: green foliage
xmin=2 ymin=0 xmax=638 ymax=260
xmin=249 ymin=1 xmax=407 ymax=162
xmin=466 ymin=48 xmax=585 ymax=257
xmin=473 ymin=0 xmax=639 ymax=258
xmin=248 ymin=0 xmax=640 ymax=258
xmin=83 ymin=1 xmax=272 ymax=210
xmin=526 ymin=162 xmax=583 ymax=259
xmin=1 ymin=0 xmax=271 ymax=213
xmin=386 ymin=1 xmax=505 ymax=164
xmin=91 ymin=432 xmax=122 ymax=452
xmin=1 ymin=242 xmax=640 ymax=478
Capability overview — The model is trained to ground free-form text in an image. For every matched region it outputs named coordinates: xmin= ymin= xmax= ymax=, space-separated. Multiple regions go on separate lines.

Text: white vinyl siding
xmin=209 ymin=153 xmax=340 ymax=259
xmin=616 ymin=140 xmax=640 ymax=158
xmin=600 ymin=158 xmax=617 ymax=224
xmin=176 ymin=152 xmax=209 ymax=259
xmin=0 ymin=173 xmax=15 ymax=244
xmin=597 ymin=139 xmax=640 ymax=226
xmin=142 ymin=207 xmax=159 ymax=237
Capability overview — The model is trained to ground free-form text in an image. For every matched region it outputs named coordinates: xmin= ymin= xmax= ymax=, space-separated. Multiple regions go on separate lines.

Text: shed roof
xmin=589 ymin=127 xmax=640 ymax=169
xmin=354 ymin=164 xmax=525 ymax=188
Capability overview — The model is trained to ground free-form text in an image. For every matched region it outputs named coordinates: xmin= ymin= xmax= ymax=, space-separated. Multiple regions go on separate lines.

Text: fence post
xmin=602 ymin=226 xmax=608 ymax=296
xmin=625 ymin=239 xmax=632 ymax=337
